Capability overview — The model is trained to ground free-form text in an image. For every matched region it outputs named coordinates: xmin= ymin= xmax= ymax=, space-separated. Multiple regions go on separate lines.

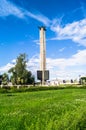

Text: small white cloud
xmin=59 ymin=47 xmax=65 ymax=52
xmin=33 ymin=40 xmax=40 ymax=45
xmin=11 ymin=59 xmax=16 ymax=64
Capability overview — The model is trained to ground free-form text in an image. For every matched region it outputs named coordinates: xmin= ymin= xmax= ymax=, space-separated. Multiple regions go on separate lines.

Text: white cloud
xmin=27 ymin=54 xmax=39 ymax=74
xmin=47 ymin=49 xmax=86 ymax=69
xmin=1 ymin=0 xmax=86 ymax=45
xmin=0 ymin=0 xmax=51 ymax=26
xmin=50 ymin=69 xmax=86 ymax=80
xmin=46 ymin=49 xmax=86 ymax=79
xmin=26 ymin=11 xmax=51 ymax=26
xmin=0 ymin=59 xmax=16 ymax=74
xmin=0 ymin=0 xmax=25 ymax=18
xmin=0 ymin=50 xmax=86 ymax=79
xmin=26 ymin=49 xmax=86 ymax=79
xmin=51 ymin=19 xmax=86 ymax=46
xmin=0 ymin=63 xmax=14 ymax=74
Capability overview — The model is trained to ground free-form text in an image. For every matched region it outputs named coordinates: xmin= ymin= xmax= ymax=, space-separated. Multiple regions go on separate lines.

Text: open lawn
xmin=0 ymin=88 xmax=86 ymax=130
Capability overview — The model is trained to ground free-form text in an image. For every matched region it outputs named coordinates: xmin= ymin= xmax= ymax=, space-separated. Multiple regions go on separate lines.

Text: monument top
xmin=38 ymin=26 xmax=46 ymax=31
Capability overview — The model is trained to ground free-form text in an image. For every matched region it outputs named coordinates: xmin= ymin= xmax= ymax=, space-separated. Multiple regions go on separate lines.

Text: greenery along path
xmin=0 ymin=88 xmax=86 ymax=130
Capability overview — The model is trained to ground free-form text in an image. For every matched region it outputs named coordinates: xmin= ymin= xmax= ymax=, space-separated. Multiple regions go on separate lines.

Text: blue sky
xmin=0 ymin=0 xmax=86 ymax=80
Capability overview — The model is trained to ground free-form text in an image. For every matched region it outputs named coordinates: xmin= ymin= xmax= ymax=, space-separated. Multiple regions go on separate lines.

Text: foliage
xmin=0 ymin=85 xmax=86 ymax=93
xmin=0 ymin=88 xmax=86 ymax=130
xmin=8 ymin=53 xmax=35 ymax=85
xmin=2 ymin=73 xmax=9 ymax=85
xmin=0 ymin=75 xmax=2 ymax=85
xmin=80 ymin=77 xmax=86 ymax=85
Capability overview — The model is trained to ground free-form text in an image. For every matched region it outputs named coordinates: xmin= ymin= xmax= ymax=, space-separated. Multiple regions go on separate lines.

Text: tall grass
xmin=0 ymin=88 xmax=86 ymax=130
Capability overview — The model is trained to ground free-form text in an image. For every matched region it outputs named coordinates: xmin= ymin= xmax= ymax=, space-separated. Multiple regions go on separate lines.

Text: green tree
xmin=2 ymin=73 xmax=9 ymax=85
xmin=79 ymin=77 xmax=86 ymax=85
xmin=8 ymin=53 xmax=35 ymax=85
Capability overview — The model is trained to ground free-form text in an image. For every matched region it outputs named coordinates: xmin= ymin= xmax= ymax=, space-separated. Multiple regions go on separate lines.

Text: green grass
xmin=0 ymin=88 xmax=86 ymax=130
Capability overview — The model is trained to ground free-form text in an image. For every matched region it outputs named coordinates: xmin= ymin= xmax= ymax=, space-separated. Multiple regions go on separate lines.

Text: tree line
xmin=1 ymin=53 xmax=35 ymax=85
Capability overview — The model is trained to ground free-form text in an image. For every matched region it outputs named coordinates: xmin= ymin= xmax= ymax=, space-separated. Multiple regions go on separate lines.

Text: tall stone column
xmin=37 ymin=26 xmax=49 ymax=85
xmin=39 ymin=27 xmax=46 ymax=85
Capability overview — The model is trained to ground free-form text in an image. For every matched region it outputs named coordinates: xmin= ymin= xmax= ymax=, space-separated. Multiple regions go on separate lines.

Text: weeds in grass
xmin=0 ymin=88 xmax=86 ymax=130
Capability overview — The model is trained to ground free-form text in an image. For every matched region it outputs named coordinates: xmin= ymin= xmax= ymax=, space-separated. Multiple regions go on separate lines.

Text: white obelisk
xmin=39 ymin=26 xmax=46 ymax=85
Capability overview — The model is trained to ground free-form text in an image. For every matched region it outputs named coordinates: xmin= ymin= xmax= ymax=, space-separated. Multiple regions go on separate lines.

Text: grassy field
xmin=0 ymin=88 xmax=86 ymax=130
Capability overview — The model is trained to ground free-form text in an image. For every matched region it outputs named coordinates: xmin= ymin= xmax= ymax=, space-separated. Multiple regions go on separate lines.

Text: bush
xmin=0 ymin=84 xmax=86 ymax=94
